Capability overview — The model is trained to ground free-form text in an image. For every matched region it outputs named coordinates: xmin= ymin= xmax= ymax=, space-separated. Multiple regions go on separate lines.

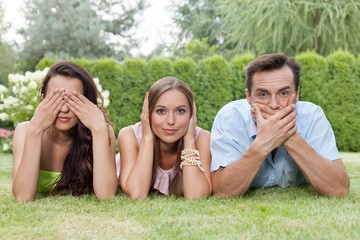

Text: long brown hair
xmin=148 ymin=77 xmax=194 ymax=196
xmin=40 ymin=61 xmax=110 ymax=196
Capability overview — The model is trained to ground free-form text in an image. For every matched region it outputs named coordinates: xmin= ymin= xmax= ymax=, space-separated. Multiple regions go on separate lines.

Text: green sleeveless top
xmin=37 ymin=170 xmax=61 ymax=193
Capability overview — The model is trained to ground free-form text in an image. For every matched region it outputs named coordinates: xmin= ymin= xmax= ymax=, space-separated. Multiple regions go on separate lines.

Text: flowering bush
xmin=0 ymin=68 xmax=110 ymax=153
xmin=0 ymin=69 xmax=47 ymax=124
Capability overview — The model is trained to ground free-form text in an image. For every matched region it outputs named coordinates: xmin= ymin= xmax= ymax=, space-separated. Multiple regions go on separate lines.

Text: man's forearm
xmin=284 ymin=133 xmax=350 ymax=196
xmin=212 ymin=142 xmax=268 ymax=197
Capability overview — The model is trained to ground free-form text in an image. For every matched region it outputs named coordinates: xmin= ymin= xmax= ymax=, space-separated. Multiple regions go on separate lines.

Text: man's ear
xmin=295 ymin=86 xmax=300 ymax=102
xmin=245 ymin=88 xmax=251 ymax=105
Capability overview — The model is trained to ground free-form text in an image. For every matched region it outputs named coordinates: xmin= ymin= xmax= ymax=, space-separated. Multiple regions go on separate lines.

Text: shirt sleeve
xmin=210 ymin=102 xmax=253 ymax=171
xmin=300 ymin=104 xmax=340 ymax=161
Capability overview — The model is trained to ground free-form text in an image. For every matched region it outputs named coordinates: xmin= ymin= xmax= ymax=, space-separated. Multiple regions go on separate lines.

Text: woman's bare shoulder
xmin=118 ymin=125 xmax=133 ymax=137
xmin=14 ymin=121 xmax=31 ymax=133
xmin=199 ymin=128 xmax=210 ymax=138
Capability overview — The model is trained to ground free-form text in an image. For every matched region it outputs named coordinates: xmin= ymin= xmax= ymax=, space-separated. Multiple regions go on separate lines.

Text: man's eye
xmin=280 ymin=91 xmax=289 ymax=96
xmin=259 ymin=92 xmax=267 ymax=98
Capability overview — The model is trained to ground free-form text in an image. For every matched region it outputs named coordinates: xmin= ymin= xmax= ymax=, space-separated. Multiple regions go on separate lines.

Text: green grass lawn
xmin=1 ymin=152 xmax=359 ymax=239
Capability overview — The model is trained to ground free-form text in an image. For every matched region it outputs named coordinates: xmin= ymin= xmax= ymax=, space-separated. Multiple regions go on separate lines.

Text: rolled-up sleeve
xmin=299 ymin=104 xmax=340 ymax=161
xmin=210 ymin=100 xmax=253 ymax=171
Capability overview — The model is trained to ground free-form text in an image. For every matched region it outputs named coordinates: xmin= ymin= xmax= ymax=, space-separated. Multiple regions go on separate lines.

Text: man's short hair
xmin=245 ymin=53 xmax=301 ymax=93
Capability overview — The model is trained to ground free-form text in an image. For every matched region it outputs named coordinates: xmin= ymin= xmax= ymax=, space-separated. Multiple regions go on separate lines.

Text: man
xmin=210 ymin=53 xmax=349 ymax=197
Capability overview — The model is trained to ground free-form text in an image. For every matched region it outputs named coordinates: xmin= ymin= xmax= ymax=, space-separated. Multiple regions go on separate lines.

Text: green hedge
xmin=230 ymin=53 xmax=255 ymax=100
xmin=324 ymin=51 xmax=360 ymax=151
xmin=197 ymin=55 xmax=232 ymax=130
xmin=35 ymin=51 xmax=360 ymax=151
xmin=296 ymin=52 xmax=328 ymax=106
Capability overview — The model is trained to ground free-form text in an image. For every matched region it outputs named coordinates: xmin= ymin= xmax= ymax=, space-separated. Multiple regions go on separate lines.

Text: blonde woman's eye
xmin=177 ymin=108 xmax=186 ymax=114
xmin=156 ymin=109 xmax=166 ymax=114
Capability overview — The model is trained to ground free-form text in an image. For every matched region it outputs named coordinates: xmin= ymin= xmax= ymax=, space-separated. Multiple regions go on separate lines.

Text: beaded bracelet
xmin=181 ymin=149 xmax=199 ymax=156
xmin=180 ymin=159 xmax=205 ymax=172
xmin=180 ymin=149 xmax=205 ymax=172
xmin=181 ymin=156 xmax=200 ymax=162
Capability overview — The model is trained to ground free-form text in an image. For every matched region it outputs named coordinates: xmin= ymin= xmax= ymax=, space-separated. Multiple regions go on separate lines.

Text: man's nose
xmin=269 ymin=96 xmax=280 ymax=109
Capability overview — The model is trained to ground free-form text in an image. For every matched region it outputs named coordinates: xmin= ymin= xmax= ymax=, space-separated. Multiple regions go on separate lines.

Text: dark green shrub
xmin=197 ymin=55 xmax=232 ymax=130
xmin=325 ymin=51 xmax=360 ymax=151
xmin=147 ymin=57 xmax=174 ymax=84
xmin=86 ymin=59 xmax=122 ymax=131
xmin=36 ymin=58 xmax=58 ymax=70
xmin=296 ymin=52 xmax=328 ymax=106
xmin=229 ymin=53 xmax=255 ymax=100
xmin=117 ymin=58 xmax=148 ymax=130
xmin=172 ymin=58 xmax=198 ymax=95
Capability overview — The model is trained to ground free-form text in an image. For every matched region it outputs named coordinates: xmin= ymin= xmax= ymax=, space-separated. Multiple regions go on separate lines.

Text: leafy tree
xmin=0 ymin=1 xmax=6 ymax=39
xmin=0 ymin=43 xmax=17 ymax=85
xmin=220 ymin=0 xmax=360 ymax=57
xmin=169 ymin=38 xmax=217 ymax=61
xmin=19 ymin=0 xmax=145 ymax=70
xmin=0 ymin=2 xmax=17 ymax=85
xmin=172 ymin=0 xmax=360 ymax=58
xmin=171 ymin=0 xmax=222 ymax=49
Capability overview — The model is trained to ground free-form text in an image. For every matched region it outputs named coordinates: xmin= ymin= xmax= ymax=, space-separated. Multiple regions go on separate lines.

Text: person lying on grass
xmin=117 ymin=77 xmax=212 ymax=199
xmin=210 ymin=53 xmax=350 ymax=197
xmin=12 ymin=61 xmax=118 ymax=202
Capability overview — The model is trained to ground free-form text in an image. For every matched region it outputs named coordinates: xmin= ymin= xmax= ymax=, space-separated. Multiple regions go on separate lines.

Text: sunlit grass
xmin=1 ymin=152 xmax=359 ymax=239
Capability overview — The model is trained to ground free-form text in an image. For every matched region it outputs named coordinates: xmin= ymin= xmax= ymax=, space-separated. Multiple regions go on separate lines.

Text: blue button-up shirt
xmin=210 ymin=99 xmax=340 ymax=189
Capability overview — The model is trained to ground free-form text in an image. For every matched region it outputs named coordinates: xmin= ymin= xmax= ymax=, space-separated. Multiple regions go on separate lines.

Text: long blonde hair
xmin=148 ymin=77 xmax=195 ymax=196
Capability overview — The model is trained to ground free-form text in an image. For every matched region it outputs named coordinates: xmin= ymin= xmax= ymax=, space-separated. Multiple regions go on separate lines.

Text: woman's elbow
xmin=94 ymin=187 xmax=117 ymax=200
xmin=13 ymin=191 xmax=35 ymax=202
xmin=183 ymin=189 xmax=211 ymax=200
xmin=127 ymin=192 xmax=148 ymax=200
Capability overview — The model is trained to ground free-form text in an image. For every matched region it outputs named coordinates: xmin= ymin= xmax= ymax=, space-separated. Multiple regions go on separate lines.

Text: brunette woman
xmin=12 ymin=61 xmax=118 ymax=201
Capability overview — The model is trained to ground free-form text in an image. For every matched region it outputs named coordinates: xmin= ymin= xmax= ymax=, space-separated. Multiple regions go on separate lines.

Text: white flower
xmin=101 ymin=90 xmax=110 ymax=99
xmin=33 ymin=68 xmax=48 ymax=83
xmin=20 ymin=86 xmax=28 ymax=94
xmin=0 ymin=85 xmax=8 ymax=94
xmin=0 ymin=112 xmax=8 ymax=121
xmin=16 ymin=74 xmax=27 ymax=83
xmin=4 ymin=96 xmax=19 ymax=106
xmin=96 ymin=84 xmax=103 ymax=92
xmin=2 ymin=143 xmax=9 ymax=152
xmin=103 ymin=98 xmax=110 ymax=107
xmin=28 ymin=80 xmax=38 ymax=89
xmin=26 ymin=105 xmax=34 ymax=111
xmin=25 ymin=71 xmax=34 ymax=81
xmin=8 ymin=74 xmax=17 ymax=83
xmin=93 ymin=77 xmax=100 ymax=85
xmin=12 ymin=86 xmax=19 ymax=94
